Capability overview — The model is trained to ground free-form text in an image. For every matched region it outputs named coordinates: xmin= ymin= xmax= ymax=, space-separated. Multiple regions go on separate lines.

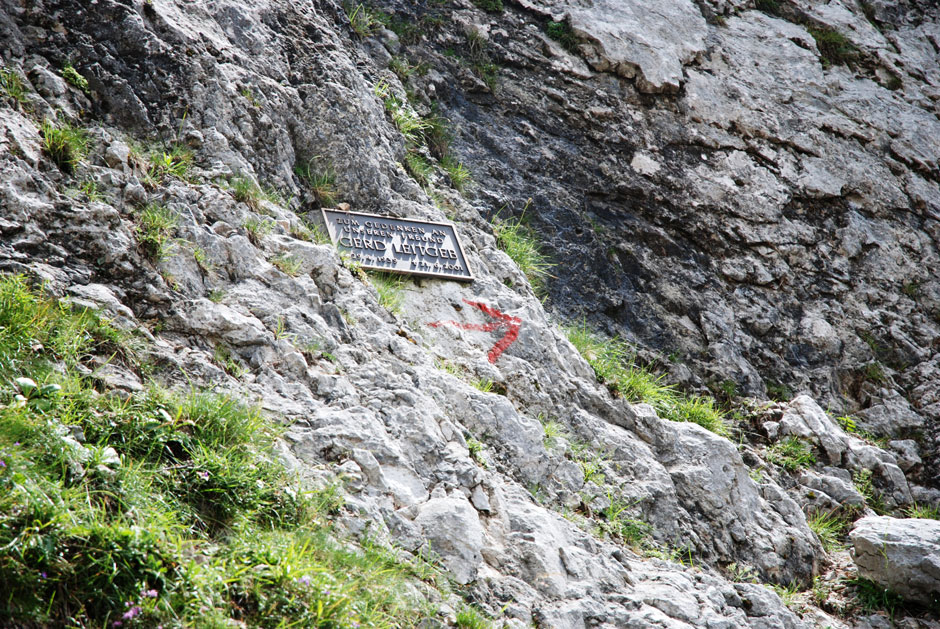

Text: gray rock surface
xmin=1 ymin=0 xmax=939 ymax=626
xmin=851 ymin=516 xmax=940 ymax=606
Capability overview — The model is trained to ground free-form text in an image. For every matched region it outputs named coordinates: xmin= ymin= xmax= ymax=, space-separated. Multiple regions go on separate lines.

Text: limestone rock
xmin=850 ymin=516 xmax=940 ymax=606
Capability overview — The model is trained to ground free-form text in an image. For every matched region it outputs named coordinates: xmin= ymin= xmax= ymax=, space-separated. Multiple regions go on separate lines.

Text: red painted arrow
xmin=428 ymin=299 xmax=522 ymax=363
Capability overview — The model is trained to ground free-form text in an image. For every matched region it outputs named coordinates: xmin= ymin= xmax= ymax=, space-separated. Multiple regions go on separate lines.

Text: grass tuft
xmin=1 ymin=66 xmax=28 ymax=107
xmin=471 ymin=0 xmax=503 ymax=13
xmin=546 ymin=20 xmax=579 ymax=52
xmin=456 ymin=605 xmax=493 ymax=628
xmin=564 ymin=321 xmax=729 ymax=437
xmin=295 ymin=158 xmax=339 ymax=207
xmin=62 ymin=63 xmax=90 ymax=94
xmin=809 ymin=26 xmax=860 ymax=67
xmin=369 ymin=272 xmax=405 ymax=315
xmin=905 ymin=503 xmax=940 ymax=520
xmin=270 ymin=253 xmax=302 ymax=277
xmin=135 ymin=204 xmax=179 ymax=261
xmin=40 ymin=118 xmax=89 ymax=173
xmin=492 ymin=212 xmax=552 ymax=296
xmin=766 ymin=436 xmax=815 ymax=471
xmin=807 ymin=511 xmax=846 ymax=551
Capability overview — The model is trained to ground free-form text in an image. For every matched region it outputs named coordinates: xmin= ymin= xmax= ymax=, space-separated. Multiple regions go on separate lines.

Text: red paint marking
xmin=428 ymin=299 xmax=522 ymax=363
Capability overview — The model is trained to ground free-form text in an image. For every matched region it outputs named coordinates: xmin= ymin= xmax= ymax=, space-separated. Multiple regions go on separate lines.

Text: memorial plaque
xmin=321 ymin=209 xmax=474 ymax=281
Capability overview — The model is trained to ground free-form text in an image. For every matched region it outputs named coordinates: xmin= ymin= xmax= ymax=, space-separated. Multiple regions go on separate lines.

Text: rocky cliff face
xmin=1 ymin=0 xmax=939 ymax=627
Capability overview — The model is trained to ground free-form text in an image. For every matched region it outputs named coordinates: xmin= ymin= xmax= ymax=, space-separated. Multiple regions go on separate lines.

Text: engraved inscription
xmin=321 ymin=209 xmax=473 ymax=281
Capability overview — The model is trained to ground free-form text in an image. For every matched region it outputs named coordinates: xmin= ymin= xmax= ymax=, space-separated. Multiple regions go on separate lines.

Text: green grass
xmin=369 ymin=272 xmax=405 ymax=315
xmin=546 ymin=20 xmax=579 ymax=52
xmin=755 ymin=0 xmax=782 ymax=16
xmin=541 ymin=419 xmax=565 ymax=449
xmin=905 ymin=503 xmax=940 ymax=519
xmin=766 ymin=437 xmax=816 ymax=471
xmin=492 ymin=213 xmax=552 ymax=296
xmin=136 ymin=204 xmax=179 ymax=261
xmin=601 ymin=496 xmax=652 ymax=548
xmin=1 ymin=66 xmax=28 ymax=107
xmin=243 ymin=216 xmax=274 ymax=246
xmin=228 ymin=175 xmax=264 ymax=210
xmin=295 ymin=158 xmax=338 ymax=207
xmin=0 ymin=274 xmax=447 ymax=628
xmin=440 ymin=153 xmax=471 ymax=192
xmin=345 ymin=2 xmax=379 ymax=37
xmin=270 ymin=253 xmax=302 ymax=277
xmin=62 ymin=63 xmax=90 ymax=94
xmin=808 ymin=26 xmax=860 ymax=67
xmin=405 ymin=151 xmax=433 ymax=187
xmin=456 ymin=605 xmax=492 ymax=628
xmin=848 ymin=578 xmax=904 ymax=616
xmin=40 ymin=118 xmax=89 ymax=173
xmin=146 ymin=144 xmax=194 ymax=183
xmin=471 ymin=0 xmax=503 ymax=13
xmin=807 ymin=512 xmax=846 ymax=551
xmin=134 ymin=204 xmax=179 ymax=261
xmin=853 ymin=468 xmax=889 ymax=515
xmin=564 ymin=322 xmax=729 ymax=436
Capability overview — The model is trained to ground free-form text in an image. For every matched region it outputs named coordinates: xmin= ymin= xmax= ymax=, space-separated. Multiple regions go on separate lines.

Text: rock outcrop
xmin=1 ymin=0 xmax=939 ymax=626
xmin=851 ymin=515 xmax=940 ymax=606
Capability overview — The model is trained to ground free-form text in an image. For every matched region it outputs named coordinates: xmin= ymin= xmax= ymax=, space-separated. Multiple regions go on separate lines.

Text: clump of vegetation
xmin=601 ymin=496 xmax=652 ymax=548
xmin=369 ymin=272 xmax=405 ymax=315
xmin=491 ymin=210 xmax=552 ymax=296
xmin=471 ymin=0 xmax=503 ymax=13
xmin=228 ymin=175 xmax=264 ymax=210
xmin=564 ymin=322 xmax=729 ymax=436
xmin=765 ymin=380 xmax=793 ymax=402
xmin=40 ymin=118 xmax=89 ymax=173
xmin=243 ymin=216 xmax=274 ymax=245
xmin=345 ymin=2 xmax=380 ymax=38
xmin=0 ymin=275 xmax=448 ymax=628
xmin=405 ymin=151 xmax=433 ymax=187
xmin=766 ymin=436 xmax=816 ymax=471
xmin=295 ymin=158 xmax=339 ymax=207
xmin=847 ymin=578 xmax=904 ymax=615
xmin=853 ymin=468 xmax=888 ymax=515
xmin=1 ymin=65 xmax=28 ymax=107
xmin=755 ymin=0 xmax=782 ymax=17
xmin=905 ymin=503 xmax=940 ymax=520
xmin=135 ymin=203 xmax=179 ymax=261
xmin=270 ymin=253 xmax=302 ymax=277
xmin=808 ymin=26 xmax=860 ymax=67
xmin=545 ymin=20 xmax=579 ymax=52
xmin=807 ymin=511 xmax=847 ymax=551
xmin=146 ymin=143 xmax=194 ymax=183
xmin=440 ymin=153 xmax=471 ymax=192
xmin=62 ymin=62 xmax=90 ymax=94
xmin=455 ymin=604 xmax=493 ymax=629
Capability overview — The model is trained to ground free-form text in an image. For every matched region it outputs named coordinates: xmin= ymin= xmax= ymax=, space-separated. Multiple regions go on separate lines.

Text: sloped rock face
xmin=1 ymin=0 xmax=939 ymax=626
xmin=850 ymin=516 xmax=940 ymax=606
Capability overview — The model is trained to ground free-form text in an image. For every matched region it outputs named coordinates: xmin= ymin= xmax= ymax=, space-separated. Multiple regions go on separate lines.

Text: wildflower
xmin=112 ymin=623 xmax=122 ymax=628
xmin=142 ymin=588 xmax=158 ymax=598
xmin=39 ymin=572 xmax=47 ymax=579
xmin=197 ymin=470 xmax=210 ymax=481
xmin=122 ymin=605 xmax=142 ymax=620
xmin=0 ymin=460 xmax=5 ymax=467
xmin=297 ymin=575 xmax=311 ymax=586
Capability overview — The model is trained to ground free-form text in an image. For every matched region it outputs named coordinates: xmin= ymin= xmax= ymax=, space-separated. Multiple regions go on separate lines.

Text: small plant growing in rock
xmin=1 ymin=65 xmax=28 ymax=107
xmin=905 ymin=502 xmax=940 ymax=520
xmin=853 ymin=469 xmax=889 ymax=515
xmin=455 ymin=605 xmax=492 ymax=629
xmin=541 ymin=419 xmax=566 ymax=449
xmin=39 ymin=118 xmax=89 ymax=172
xmin=440 ymin=153 xmax=471 ymax=192
xmin=147 ymin=144 xmax=194 ymax=183
xmin=214 ymin=343 xmax=245 ymax=377
xmin=601 ymin=495 xmax=652 ymax=548
xmin=136 ymin=203 xmax=179 ymax=261
xmin=466 ymin=437 xmax=488 ymax=468
xmin=766 ymin=437 xmax=815 ymax=471
xmin=62 ymin=63 xmax=90 ymax=94
xmin=471 ymin=0 xmax=503 ymax=13
xmin=809 ymin=26 xmax=860 ymax=67
xmin=545 ymin=20 xmax=579 ymax=52
xmin=755 ymin=0 xmax=782 ymax=16
xmin=79 ymin=179 xmax=101 ymax=201
xmin=243 ymin=216 xmax=274 ymax=245
xmin=229 ymin=175 xmax=264 ymax=210
xmin=271 ymin=253 xmax=302 ymax=276
xmin=847 ymin=578 xmax=904 ymax=615
xmin=807 ymin=511 xmax=847 ymax=552
xmin=368 ymin=272 xmax=404 ymax=315
xmin=471 ymin=377 xmax=494 ymax=393
xmin=492 ymin=209 xmax=552 ymax=295
xmin=208 ymin=288 xmax=226 ymax=303
xmin=770 ymin=582 xmax=801 ymax=612
xmin=345 ymin=3 xmax=379 ymax=38
xmin=404 ymin=151 xmax=432 ymax=187
xmin=295 ymin=158 xmax=338 ymax=207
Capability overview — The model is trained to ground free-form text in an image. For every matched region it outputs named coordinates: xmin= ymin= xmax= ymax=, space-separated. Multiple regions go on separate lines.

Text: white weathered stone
xmin=850 ymin=516 xmax=940 ymax=606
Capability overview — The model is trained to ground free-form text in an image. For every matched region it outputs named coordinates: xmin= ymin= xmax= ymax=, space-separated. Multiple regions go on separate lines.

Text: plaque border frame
xmin=320 ymin=208 xmax=475 ymax=282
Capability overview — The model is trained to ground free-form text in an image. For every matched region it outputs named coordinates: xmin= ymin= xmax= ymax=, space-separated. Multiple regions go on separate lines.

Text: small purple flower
xmin=112 ymin=623 xmax=122 ymax=628
xmin=297 ymin=575 xmax=311 ymax=586
xmin=39 ymin=571 xmax=47 ymax=579
xmin=142 ymin=588 xmax=158 ymax=598
xmin=197 ymin=470 xmax=210 ymax=481
xmin=13 ymin=442 xmax=19 ymax=446
xmin=1 ymin=460 xmax=6 ymax=468
xmin=122 ymin=605 xmax=141 ymax=620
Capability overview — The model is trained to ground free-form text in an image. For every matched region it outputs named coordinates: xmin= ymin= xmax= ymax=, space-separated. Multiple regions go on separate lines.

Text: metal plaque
xmin=321 ymin=209 xmax=474 ymax=281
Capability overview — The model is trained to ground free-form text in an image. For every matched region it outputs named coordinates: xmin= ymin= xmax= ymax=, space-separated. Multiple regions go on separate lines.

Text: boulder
xmin=850 ymin=516 xmax=940 ymax=606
